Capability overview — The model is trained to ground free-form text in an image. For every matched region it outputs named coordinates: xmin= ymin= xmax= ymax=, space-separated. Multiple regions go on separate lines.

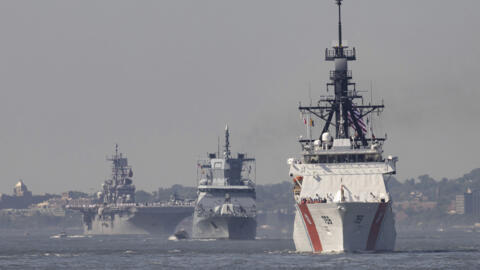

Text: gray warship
xmin=67 ymin=145 xmax=195 ymax=235
xmin=192 ymin=126 xmax=256 ymax=239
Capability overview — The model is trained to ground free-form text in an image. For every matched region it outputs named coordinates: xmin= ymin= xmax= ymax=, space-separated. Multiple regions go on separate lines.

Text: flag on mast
xmin=347 ymin=106 xmax=367 ymax=133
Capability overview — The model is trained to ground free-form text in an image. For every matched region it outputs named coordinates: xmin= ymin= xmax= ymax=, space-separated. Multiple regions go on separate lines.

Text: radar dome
xmin=321 ymin=132 xmax=332 ymax=142
xmin=287 ymin=158 xmax=294 ymax=165
xmin=15 ymin=180 xmax=28 ymax=189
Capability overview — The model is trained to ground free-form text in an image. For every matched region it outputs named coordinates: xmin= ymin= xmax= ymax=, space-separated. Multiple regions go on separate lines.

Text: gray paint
xmin=1 ymin=0 xmax=479 ymax=193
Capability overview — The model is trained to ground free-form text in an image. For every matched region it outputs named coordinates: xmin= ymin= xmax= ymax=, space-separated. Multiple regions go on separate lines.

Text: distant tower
xmin=13 ymin=180 xmax=32 ymax=197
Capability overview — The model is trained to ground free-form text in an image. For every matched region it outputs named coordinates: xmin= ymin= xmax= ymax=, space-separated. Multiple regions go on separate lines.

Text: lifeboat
xmin=292 ymin=175 xmax=303 ymax=184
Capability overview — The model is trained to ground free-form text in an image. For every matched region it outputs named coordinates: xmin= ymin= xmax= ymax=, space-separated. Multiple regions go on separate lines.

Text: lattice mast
xmin=224 ymin=125 xmax=231 ymax=159
xmin=104 ymin=144 xmax=134 ymax=203
xmin=108 ymin=144 xmax=131 ymax=186
xmin=299 ymin=0 xmax=384 ymax=147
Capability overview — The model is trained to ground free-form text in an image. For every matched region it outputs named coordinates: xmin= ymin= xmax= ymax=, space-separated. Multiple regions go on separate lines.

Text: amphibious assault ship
xmin=67 ymin=145 xmax=194 ymax=235
xmin=288 ymin=1 xmax=398 ymax=252
xmin=193 ymin=126 xmax=256 ymax=239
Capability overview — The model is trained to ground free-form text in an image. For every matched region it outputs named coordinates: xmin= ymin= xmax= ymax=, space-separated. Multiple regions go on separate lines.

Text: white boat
xmin=168 ymin=229 xmax=189 ymax=241
xmin=50 ymin=231 xmax=67 ymax=239
xmin=287 ymin=0 xmax=398 ymax=253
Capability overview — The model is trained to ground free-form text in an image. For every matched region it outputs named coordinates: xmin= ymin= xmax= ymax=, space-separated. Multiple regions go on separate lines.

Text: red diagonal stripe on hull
xmin=366 ymin=203 xmax=387 ymax=250
xmin=298 ymin=203 xmax=323 ymax=252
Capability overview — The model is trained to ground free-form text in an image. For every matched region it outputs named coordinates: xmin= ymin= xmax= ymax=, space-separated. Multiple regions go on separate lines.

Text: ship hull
xmin=192 ymin=215 xmax=256 ymax=240
xmin=293 ymin=202 xmax=395 ymax=252
xmin=81 ymin=206 xmax=194 ymax=236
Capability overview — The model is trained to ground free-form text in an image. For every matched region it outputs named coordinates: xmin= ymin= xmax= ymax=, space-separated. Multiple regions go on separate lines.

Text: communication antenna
xmin=308 ymin=82 xmax=312 ymax=106
xmin=298 ymin=0 xmax=385 ymax=146
xmin=307 ymin=83 xmax=313 ymax=144
xmin=224 ymin=124 xmax=231 ymax=159
xmin=370 ymin=81 xmax=374 ymax=140
xmin=336 ymin=0 xmax=343 ymax=52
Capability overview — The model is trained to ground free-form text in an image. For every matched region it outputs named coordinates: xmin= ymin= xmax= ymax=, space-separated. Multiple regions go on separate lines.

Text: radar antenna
xmin=224 ymin=125 xmax=231 ymax=159
xmin=336 ymin=0 xmax=343 ymax=56
xmin=298 ymin=0 xmax=385 ymax=147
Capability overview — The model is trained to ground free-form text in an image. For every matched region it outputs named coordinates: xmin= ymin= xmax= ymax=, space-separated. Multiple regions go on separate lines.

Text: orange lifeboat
xmin=292 ymin=176 xmax=303 ymax=184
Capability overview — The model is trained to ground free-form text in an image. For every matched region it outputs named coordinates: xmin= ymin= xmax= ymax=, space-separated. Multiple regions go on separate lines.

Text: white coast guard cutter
xmin=288 ymin=0 xmax=398 ymax=252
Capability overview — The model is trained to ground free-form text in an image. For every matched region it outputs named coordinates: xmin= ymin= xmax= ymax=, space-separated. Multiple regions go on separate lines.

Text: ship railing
xmin=325 ymin=48 xmax=356 ymax=61
xmin=65 ymin=204 xmax=100 ymax=210
xmin=195 ymin=205 xmax=256 ymax=218
xmin=195 ymin=211 xmax=256 ymax=218
xmin=128 ymin=201 xmax=196 ymax=207
xmin=66 ymin=201 xmax=196 ymax=209
xmin=298 ymin=194 xmax=389 ymax=204
xmin=329 ymin=70 xmax=352 ymax=80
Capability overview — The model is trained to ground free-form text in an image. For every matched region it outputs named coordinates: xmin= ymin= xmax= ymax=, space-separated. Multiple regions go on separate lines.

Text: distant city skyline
xmin=1 ymin=0 xmax=480 ymax=194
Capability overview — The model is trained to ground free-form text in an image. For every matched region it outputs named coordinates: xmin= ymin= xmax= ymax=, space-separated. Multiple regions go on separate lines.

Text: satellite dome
xmin=321 ymin=132 xmax=332 ymax=142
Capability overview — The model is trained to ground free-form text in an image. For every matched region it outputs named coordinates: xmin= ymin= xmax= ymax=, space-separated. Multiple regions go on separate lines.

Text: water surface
xmin=1 ymin=231 xmax=479 ymax=269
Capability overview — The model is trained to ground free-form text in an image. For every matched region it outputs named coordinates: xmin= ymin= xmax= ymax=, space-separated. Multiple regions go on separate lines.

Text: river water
xmin=1 ymin=231 xmax=479 ymax=269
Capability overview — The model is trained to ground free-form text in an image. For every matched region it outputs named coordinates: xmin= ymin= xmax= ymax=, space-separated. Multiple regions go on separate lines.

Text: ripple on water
xmin=0 ymin=232 xmax=480 ymax=269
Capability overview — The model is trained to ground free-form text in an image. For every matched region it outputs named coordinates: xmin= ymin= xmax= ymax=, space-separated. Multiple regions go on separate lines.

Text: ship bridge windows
xmin=365 ymin=154 xmax=381 ymax=162
xmin=304 ymin=153 xmax=382 ymax=164
xmin=213 ymin=169 xmax=226 ymax=179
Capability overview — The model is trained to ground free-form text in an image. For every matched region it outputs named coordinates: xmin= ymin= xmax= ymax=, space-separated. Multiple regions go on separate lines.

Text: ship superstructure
xmin=99 ymin=144 xmax=135 ymax=204
xmin=288 ymin=0 xmax=398 ymax=252
xmin=192 ymin=126 xmax=256 ymax=239
xmin=68 ymin=145 xmax=194 ymax=235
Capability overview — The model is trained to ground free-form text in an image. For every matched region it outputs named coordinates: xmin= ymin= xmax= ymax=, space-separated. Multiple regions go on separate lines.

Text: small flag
xmin=304 ymin=118 xmax=307 ymax=125
xmin=310 ymin=119 xmax=314 ymax=127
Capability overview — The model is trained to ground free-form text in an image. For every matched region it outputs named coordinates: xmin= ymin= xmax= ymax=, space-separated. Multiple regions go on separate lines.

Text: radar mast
xmin=299 ymin=0 xmax=385 ymax=147
xmin=224 ymin=124 xmax=231 ymax=159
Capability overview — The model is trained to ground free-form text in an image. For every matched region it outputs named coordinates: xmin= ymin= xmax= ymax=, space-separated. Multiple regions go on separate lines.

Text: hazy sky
xmin=1 ymin=0 xmax=479 ymax=194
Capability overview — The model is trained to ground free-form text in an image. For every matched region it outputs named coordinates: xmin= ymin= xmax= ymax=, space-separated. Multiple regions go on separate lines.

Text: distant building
xmin=0 ymin=180 xmax=52 ymax=209
xmin=473 ymin=190 xmax=480 ymax=216
xmin=13 ymin=180 xmax=32 ymax=197
xmin=455 ymin=195 xmax=464 ymax=214
xmin=394 ymin=201 xmax=437 ymax=211
xmin=455 ymin=189 xmax=480 ymax=216
xmin=455 ymin=192 xmax=472 ymax=215
xmin=36 ymin=195 xmax=93 ymax=209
